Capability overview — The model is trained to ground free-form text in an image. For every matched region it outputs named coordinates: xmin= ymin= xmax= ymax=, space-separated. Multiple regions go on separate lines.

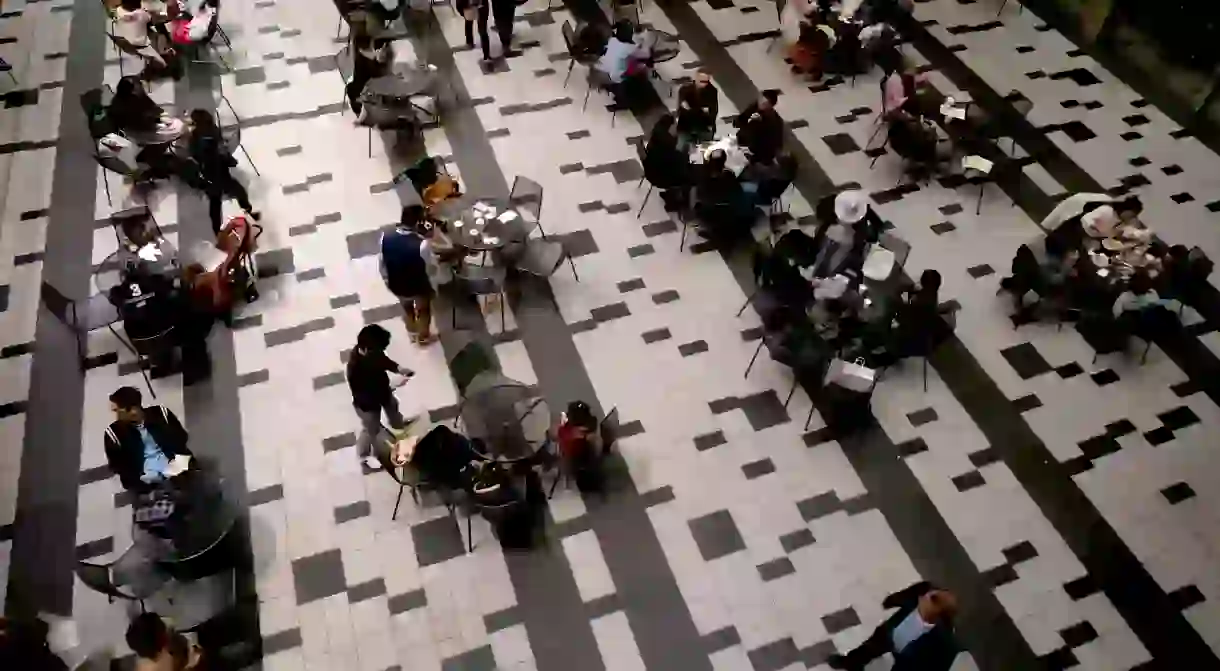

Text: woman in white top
xmin=113 ymin=0 xmax=169 ymax=68
xmin=596 ymin=20 xmax=646 ymax=84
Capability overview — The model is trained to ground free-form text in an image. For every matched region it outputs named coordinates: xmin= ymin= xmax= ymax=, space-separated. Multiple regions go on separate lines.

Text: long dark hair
xmin=649 ymin=113 xmax=675 ymax=146
xmin=189 ymin=109 xmax=220 ymax=138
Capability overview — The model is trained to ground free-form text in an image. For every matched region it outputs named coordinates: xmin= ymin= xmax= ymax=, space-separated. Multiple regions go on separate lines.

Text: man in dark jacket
xmin=676 ymin=69 xmax=718 ymax=144
xmin=734 ymin=90 xmax=784 ymax=164
xmin=104 ymin=386 xmax=192 ymax=492
xmin=829 ymin=582 xmax=959 ymax=671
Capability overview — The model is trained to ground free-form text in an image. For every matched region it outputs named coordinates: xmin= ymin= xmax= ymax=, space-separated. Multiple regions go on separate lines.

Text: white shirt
xmin=420 ymin=238 xmax=453 ymax=286
xmin=597 ymin=37 xmax=643 ymax=83
xmin=1113 ymin=290 xmax=1164 ymax=317
xmin=114 ymin=7 xmax=152 ymax=47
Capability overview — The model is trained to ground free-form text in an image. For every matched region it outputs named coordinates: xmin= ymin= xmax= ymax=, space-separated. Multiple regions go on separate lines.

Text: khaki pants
xmin=402 ymin=294 xmax=432 ymax=340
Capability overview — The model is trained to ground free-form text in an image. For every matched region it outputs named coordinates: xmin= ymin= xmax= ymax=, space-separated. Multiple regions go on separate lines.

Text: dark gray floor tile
xmin=906 ymin=407 xmax=938 ymax=426
xmin=347 ymin=227 xmax=392 ymax=260
xmin=678 ymin=340 xmax=709 ymax=356
xmin=617 ymin=277 xmax=646 ymax=293
xmin=330 ymin=293 xmax=361 ymax=309
xmin=237 ymin=369 xmax=270 ymax=386
xmin=797 ymin=492 xmax=842 ymax=521
xmin=275 ymin=146 xmax=301 ymax=157
xmin=756 ymin=556 xmax=795 ymax=582
xmin=741 ymin=458 xmax=775 ymax=480
xmin=842 ymin=494 xmax=874 ymax=516
xmin=590 ymin=302 xmax=631 ymax=322
xmin=930 ymin=221 xmax=956 ymax=235
xmin=79 ymin=464 xmax=112 ymax=485
xmin=1158 ymin=406 xmax=1200 ymax=432
xmin=605 ymin=202 xmax=631 ymax=214
xmin=557 ymin=229 xmax=599 ymax=257
xmin=1060 ymin=621 xmax=1098 ymax=648
xmin=652 ymin=289 xmax=680 ymax=304
xmin=640 ymin=485 xmax=675 ymax=508
xmin=967 ymin=263 xmax=994 ymax=278
xmin=388 ymin=588 xmax=428 ymax=614
xmin=821 ymin=607 xmax=861 ymax=634
xmin=296 ymin=267 xmax=326 ymax=282
xmin=412 ymin=515 xmax=466 ymax=566
xmin=483 ymin=606 xmax=521 ymax=633
xmin=292 ymin=549 xmax=347 ymax=604
xmin=362 ymin=303 xmax=402 ymax=324
xmin=642 ymin=328 xmax=672 ymax=344
xmin=627 ymin=243 xmax=655 ymax=257
xmin=261 ymin=628 xmax=302 ymax=655
xmin=76 ymin=537 xmax=113 ymax=560
xmin=821 ymin=133 xmax=860 ymax=155
xmin=896 ymin=438 xmax=929 ymax=458
xmin=702 ymin=625 xmax=741 ymax=653
xmin=1168 ymin=585 xmax=1206 ymax=611
xmin=968 ymin=447 xmax=1001 ymax=468
xmin=642 ymin=219 xmax=678 ymax=237
xmin=1064 ymin=575 xmax=1100 ymax=600
xmin=234 ymin=67 xmax=267 ymax=85
xmin=322 ymin=432 xmax=357 ymax=453
xmin=1000 ymin=342 xmax=1052 ymax=379
xmin=800 ymin=640 xmax=839 ymax=667
xmin=442 ymin=645 xmax=496 ymax=671
xmin=688 ymin=509 xmax=746 ymax=561
xmin=736 ymin=390 xmax=789 ymax=430
xmin=694 ymin=430 xmax=727 ymax=451
xmin=288 ymin=223 xmax=317 ymax=237
xmin=1161 ymin=481 xmax=1196 ymax=504
xmin=952 ymin=470 xmax=987 ymax=491
xmin=747 ymin=637 xmax=801 ymax=671
xmin=779 ymin=528 xmax=816 ymax=553
xmin=248 ymin=484 xmax=284 ymax=506
xmin=334 ymin=500 xmax=371 ymax=524
xmin=255 ymin=248 xmax=295 ymax=277
xmin=585 ymin=592 xmax=622 ymax=619
xmin=1002 ymin=540 xmax=1038 ymax=565
xmin=1012 ymin=393 xmax=1043 ymax=413
xmin=346 ymin=578 xmax=387 ymax=604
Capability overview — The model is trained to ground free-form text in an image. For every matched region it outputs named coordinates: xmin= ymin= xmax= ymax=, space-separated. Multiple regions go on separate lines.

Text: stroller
xmin=185 ymin=214 xmax=262 ymax=320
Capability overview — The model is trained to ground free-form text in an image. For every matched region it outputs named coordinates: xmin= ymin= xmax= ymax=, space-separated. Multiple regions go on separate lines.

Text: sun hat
xmin=834 ymin=190 xmax=868 ymax=224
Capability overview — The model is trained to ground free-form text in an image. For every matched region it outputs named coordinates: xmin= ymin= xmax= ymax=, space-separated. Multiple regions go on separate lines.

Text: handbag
xmin=825 ymin=357 xmax=876 ymax=393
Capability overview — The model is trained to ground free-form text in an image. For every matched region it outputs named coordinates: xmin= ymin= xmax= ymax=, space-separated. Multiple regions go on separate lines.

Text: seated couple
xmin=390 ymin=424 xmax=520 ymax=506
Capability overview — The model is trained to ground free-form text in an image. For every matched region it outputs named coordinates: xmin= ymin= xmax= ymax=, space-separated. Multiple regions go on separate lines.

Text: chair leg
xmin=637 ymin=185 xmax=652 ymax=219
xmin=784 ymin=377 xmax=798 ymax=408
xmin=368 ymin=127 xmax=373 ymax=158
xmin=744 ymin=339 xmax=765 ymax=378
xmin=922 ymin=356 xmax=928 ymax=392
xmin=466 ymin=512 xmax=473 ymax=552
xmin=102 ymin=168 xmax=113 ymax=207
xmin=1140 ymin=339 xmax=1152 ymax=365
xmin=548 ymin=469 xmax=562 ymax=498
xmin=736 ymin=290 xmax=756 ymax=317
xmin=500 ymin=292 xmax=506 ymax=333
xmin=679 ymin=218 xmax=689 ymax=251
xmin=976 ymin=182 xmax=986 ymax=215
xmin=564 ymin=60 xmax=575 ymax=88
xmin=392 ymin=484 xmax=404 ymax=520
xmin=804 ymin=403 xmax=816 ymax=432
xmin=869 ymin=145 xmax=885 ymax=168
xmin=239 ymin=143 xmax=260 ymax=176
xmin=582 ymin=84 xmax=593 ymax=111
xmin=567 ymin=257 xmax=579 ymax=281
xmin=997 ymin=0 xmax=1008 ymax=16
xmin=410 ymin=484 xmax=419 ymax=503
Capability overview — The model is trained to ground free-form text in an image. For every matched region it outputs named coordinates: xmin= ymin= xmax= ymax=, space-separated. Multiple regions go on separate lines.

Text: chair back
xmin=561 ymin=21 xmax=579 ymax=58
xmin=877 ymin=232 xmax=910 ymax=269
xmin=509 ymin=175 xmax=544 ymax=225
xmin=75 ymin=561 xmax=138 ymax=601
xmin=458 ymin=265 xmax=505 ymax=296
xmin=80 ymin=88 xmax=113 ymax=139
xmin=451 ymin=341 xmax=496 ymax=396
xmin=774 ymin=0 xmax=785 ymax=21
xmin=518 ymin=239 xmax=567 ymax=278
xmin=587 ymin=67 xmax=614 ymax=92
xmin=598 ymin=407 xmax=619 ymax=452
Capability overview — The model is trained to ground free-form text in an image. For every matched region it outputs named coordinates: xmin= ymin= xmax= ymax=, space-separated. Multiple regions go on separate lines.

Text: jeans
xmin=401 ymin=294 xmax=433 ymax=340
xmin=464 ymin=3 xmax=491 ymax=59
xmin=355 ymin=398 xmax=406 ymax=459
xmin=206 ymin=173 xmax=253 ymax=234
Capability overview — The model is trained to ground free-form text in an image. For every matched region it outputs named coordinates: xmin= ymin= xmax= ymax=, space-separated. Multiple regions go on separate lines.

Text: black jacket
xmin=676 ymin=82 xmax=719 ymax=135
xmin=880 ymin=582 xmax=959 ymax=671
xmin=104 ymin=406 xmax=192 ymax=492
xmin=734 ymin=103 xmax=784 ymax=163
xmin=642 ymin=133 xmax=690 ymax=189
xmin=188 ymin=129 xmax=236 ymax=183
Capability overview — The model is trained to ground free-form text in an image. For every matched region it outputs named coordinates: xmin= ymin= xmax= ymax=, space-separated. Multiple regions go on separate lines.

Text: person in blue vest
xmin=380 ymin=205 xmax=455 ymax=345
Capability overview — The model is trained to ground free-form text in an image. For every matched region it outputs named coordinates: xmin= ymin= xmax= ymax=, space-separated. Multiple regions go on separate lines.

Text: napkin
xmin=137 ymin=243 xmax=164 ymax=262
xmin=497 ymin=210 xmax=519 ymax=223
xmin=165 ymin=454 xmax=191 ymax=477
xmin=962 ymin=155 xmax=993 ymax=173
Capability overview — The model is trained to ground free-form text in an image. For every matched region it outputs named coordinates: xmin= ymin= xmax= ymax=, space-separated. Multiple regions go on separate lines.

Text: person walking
xmin=828 ymin=582 xmax=959 ymax=671
xmin=490 ymin=0 xmax=518 ymax=57
xmin=187 ymin=109 xmax=258 ymax=234
xmin=347 ymin=325 xmax=414 ymax=470
xmin=456 ymin=0 xmax=492 ymax=62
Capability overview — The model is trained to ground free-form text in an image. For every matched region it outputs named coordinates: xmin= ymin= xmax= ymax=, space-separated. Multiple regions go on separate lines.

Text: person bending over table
xmin=105 ymin=386 xmax=194 ymax=493
xmin=676 ymin=69 xmax=718 ymax=146
xmin=347 ymin=26 xmax=394 ymax=118
xmin=643 ymin=113 xmax=692 ymax=209
xmin=734 ymin=90 xmax=784 ymax=164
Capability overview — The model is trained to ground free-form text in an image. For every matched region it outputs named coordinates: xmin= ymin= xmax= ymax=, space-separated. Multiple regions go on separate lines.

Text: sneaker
xmin=362 ymin=456 xmax=381 ymax=471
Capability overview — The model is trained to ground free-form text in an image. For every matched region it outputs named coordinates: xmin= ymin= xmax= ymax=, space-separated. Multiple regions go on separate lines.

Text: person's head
xmin=918 ymin=269 xmax=941 ymax=295
xmin=919 ymin=589 xmax=958 ymax=624
xmin=1129 ymin=271 xmax=1153 ymax=296
xmin=120 ymin=0 xmax=141 ymax=10
xmin=1113 ymin=196 xmax=1143 ymax=222
xmin=758 ymin=90 xmax=778 ymax=112
xmin=694 ymin=69 xmax=711 ymax=89
xmin=1169 ymin=244 xmax=1190 ymax=264
xmin=651 ymin=113 xmax=675 ymax=143
xmin=125 ymin=613 xmax=170 ymax=660
xmin=189 ymin=108 xmax=217 ymax=134
xmin=400 ymin=204 xmax=426 ymax=231
xmin=565 ymin=401 xmax=596 ymax=430
xmin=355 ymin=324 xmax=392 ymax=353
xmin=115 ymin=75 xmax=144 ymax=100
xmin=613 ymin=19 xmax=634 ymax=43
xmin=109 ymin=386 xmax=145 ymax=424
xmin=707 ymin=148 xmax=727 ymax=172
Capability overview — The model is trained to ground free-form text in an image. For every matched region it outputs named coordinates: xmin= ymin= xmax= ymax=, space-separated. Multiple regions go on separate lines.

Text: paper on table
xmin=941 ymin=103 xmax=966 ymax=121
xmin=497 ymin=210 xmax=519 ymax=223
xmin=484 ymin=236 xmax=500 ymax=245
xmin=137 ymin=243 xmax=164 ymax=262
xmin=165 ymin=454 xmax=191 ymax=477
xmin=962 ymin=155 xmax=993 ymax=173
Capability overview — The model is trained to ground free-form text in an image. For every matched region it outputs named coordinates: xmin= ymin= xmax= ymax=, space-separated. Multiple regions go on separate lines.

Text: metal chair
xmin=877 ymin=231 xmax=910 ymax=270
xmin=106 ymin=32 xmax=160 ymax=80
xmin=41 ymin=282 xmax=157 ymax=395
xmin=449 ymin=340 xmax=496 ymax=397
xmin=372 ymin=427 xmax=456 ymax=520
xmin=509 ymin=176 xmax=580 ymax=281
xmin=997 ymin=0 xmax=1024 ymax=16
xmin=560 ymin=20 xmax=598 ymax=88
xmin=215 ymin=89 xmax=260 ymax=175
xmin=584 ymin=68 xmax=621 ymax=126
xmin=76 ymin=546 xmax=170 ymax=611
xmin=0 ymin=56 xmax=17 ymax=88
xmin=515 ymin=239 xmax=577 ymax=282
xmin=745 ymin=326 xmax=833 ymax=430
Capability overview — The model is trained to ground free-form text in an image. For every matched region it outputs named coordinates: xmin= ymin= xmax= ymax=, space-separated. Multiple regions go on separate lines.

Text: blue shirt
xmin=138 ymin=424 xmax=170 ymax=483
xmin=891 ymin=609 xmax=933 ymax=653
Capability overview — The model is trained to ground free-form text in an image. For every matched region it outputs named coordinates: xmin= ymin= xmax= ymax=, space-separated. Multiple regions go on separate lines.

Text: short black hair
xmin=760 ymin=89 xmax=779 ymax=106
xmin=566 ymin=401 xmax=596 ymax=428
xmin=356 ymin=324 xmax=391 ymax=352
xmin=1114 ymin=196 xmax=1143 ymax=214
xmin=400 ymin=204 xmax=426 ymax=230
xmin=919 ymin=269 xmax=942 ymax=292
xmin=109 ymin=386 xmax=143 ymax=410
xmin=125 ymin=613 xmax=169 ymax=659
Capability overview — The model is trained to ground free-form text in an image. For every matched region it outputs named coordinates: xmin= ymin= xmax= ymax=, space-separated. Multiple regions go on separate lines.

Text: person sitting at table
xmin=887 ymin=114 xmax=940 ymax=175
xmin=742 ymin=151 xmax=798 ymax=206
xmin=696 ymin=149 xmax=757 ymax=240
xmin=187 ymin=109 xmax=259 ymax=235
xmin=1112 ymin=272 xmax=1168 ymax=320
xmin=734 ymin=90 xmax=784 ymax=163
xmin=381 ymin=205 xmax=440 ymax=346
xmin=596 ymin=20 xmax=648 ymax=85
xmin=418 ymin=159 xmax=462 ymax=214
xmin=643 ymin=113 xmax=692 ymax=210
xmin=347 ymin=25 xmax=395 ymax=118
xmin=109 ymin=76 xmax=185 ymax=145
xmin=882 ymin=64 xmax=930 ymax=119
xmin=890 ymin=269 xmax=952 ymax=360
xmin=113 ymin=0 xmax=179 ymax=77
xmin=110 ymin=260 xmax=183 ymax=375
xmin=676 ymin=69 xmax=719 ymax=146
xmin=126 ymin=612 xmax=203 ymax=671
xmin=395 ymin=424 xmax=484 ymax=492
xmin=556 ymin=400 xmax=608 ymax=493
xmin=999 ymin=244 xmax=1050 ymax=318
xmin=105 ymin=386 xmax=193 ymax=493
xmin=809 ymin=190 xmax=883 ymax=274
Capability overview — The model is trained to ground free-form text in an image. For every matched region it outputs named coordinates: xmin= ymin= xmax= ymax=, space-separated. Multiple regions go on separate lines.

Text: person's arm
xmin=677 ymin=83 xmax=691 ymax=110
xmin=707 ymin=87 xmax=719 ymax=120
xmin=734 ymin=103 xmax=756 ymax=129
xmin=377 ymin=351 xmax=413 ymax=377
xmin=162 ymin=407 xmax=190 ymax=454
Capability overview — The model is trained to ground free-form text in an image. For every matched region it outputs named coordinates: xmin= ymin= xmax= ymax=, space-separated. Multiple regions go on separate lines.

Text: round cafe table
xmin=432 ymin=197 xmax=532 ymax=252
xmin=94 ymin=237 xmax=180 ymax=297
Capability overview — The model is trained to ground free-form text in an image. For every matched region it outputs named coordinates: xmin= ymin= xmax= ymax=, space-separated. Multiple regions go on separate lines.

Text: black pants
xmin=206 ymin=173 xmax=253 ymax=234
xmin=837 ymin=625 xmax=892 ymax=670
xmin=464 ymin=3 xmax=491 ymax=59
xmin=492 ymin=0 xmax=515 ymax=51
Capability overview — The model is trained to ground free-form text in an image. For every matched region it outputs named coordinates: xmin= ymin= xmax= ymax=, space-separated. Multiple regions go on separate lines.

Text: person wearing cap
xmin=809 ymin=190 xmax=884 ymax=277
xmin=828 ymin=582 xmax=959 ymax=670
xmin=734 ymin=91 xmax=785 ymax=164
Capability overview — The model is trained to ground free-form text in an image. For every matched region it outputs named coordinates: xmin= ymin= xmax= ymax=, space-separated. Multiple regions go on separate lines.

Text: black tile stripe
xmin=656 ymin=3 xmax=1042 ymax=668
xmin=899 ymin=9 xmax=1219 ymax=666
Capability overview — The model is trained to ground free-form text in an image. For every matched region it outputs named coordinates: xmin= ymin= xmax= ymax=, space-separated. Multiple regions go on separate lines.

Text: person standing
xmin=675 ymin=69 xmax=719 ymax=145
xmin=457 ymin=0 xmax=492 ymax=62
xmin=347 ymin=325 xmax=414 ymax=470
xmin=380 ymin=205 xmax=437 ymax=345
xmin=187 ymin=109 xmax=258 ymax=235
xmin=490 ymin=0 xmax=518 ymax=57
xmin=828 ymin=582 xmax=959 ymax=671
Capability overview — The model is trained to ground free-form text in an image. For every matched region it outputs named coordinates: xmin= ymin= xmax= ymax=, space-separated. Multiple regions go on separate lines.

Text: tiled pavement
xmin=2 ymin=0 xmax=1220 ymax=669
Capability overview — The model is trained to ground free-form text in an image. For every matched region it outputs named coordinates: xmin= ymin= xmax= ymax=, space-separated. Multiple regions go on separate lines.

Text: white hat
xmin=834 ymin=190 xmax=868 ymax=224
xmin=1082 ymin=205 xmax=1118 ymax=237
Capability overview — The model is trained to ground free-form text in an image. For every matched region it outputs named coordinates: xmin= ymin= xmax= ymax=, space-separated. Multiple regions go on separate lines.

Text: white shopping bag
xmin=862 ymin=246 xmax=895 ymax=281
xmin=826 ymin=357 xmax=876 ymax=393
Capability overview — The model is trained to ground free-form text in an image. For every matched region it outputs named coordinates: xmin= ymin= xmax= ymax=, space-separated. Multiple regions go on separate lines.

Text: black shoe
xmin=826 ymin=654 xmax=850 ymax=670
